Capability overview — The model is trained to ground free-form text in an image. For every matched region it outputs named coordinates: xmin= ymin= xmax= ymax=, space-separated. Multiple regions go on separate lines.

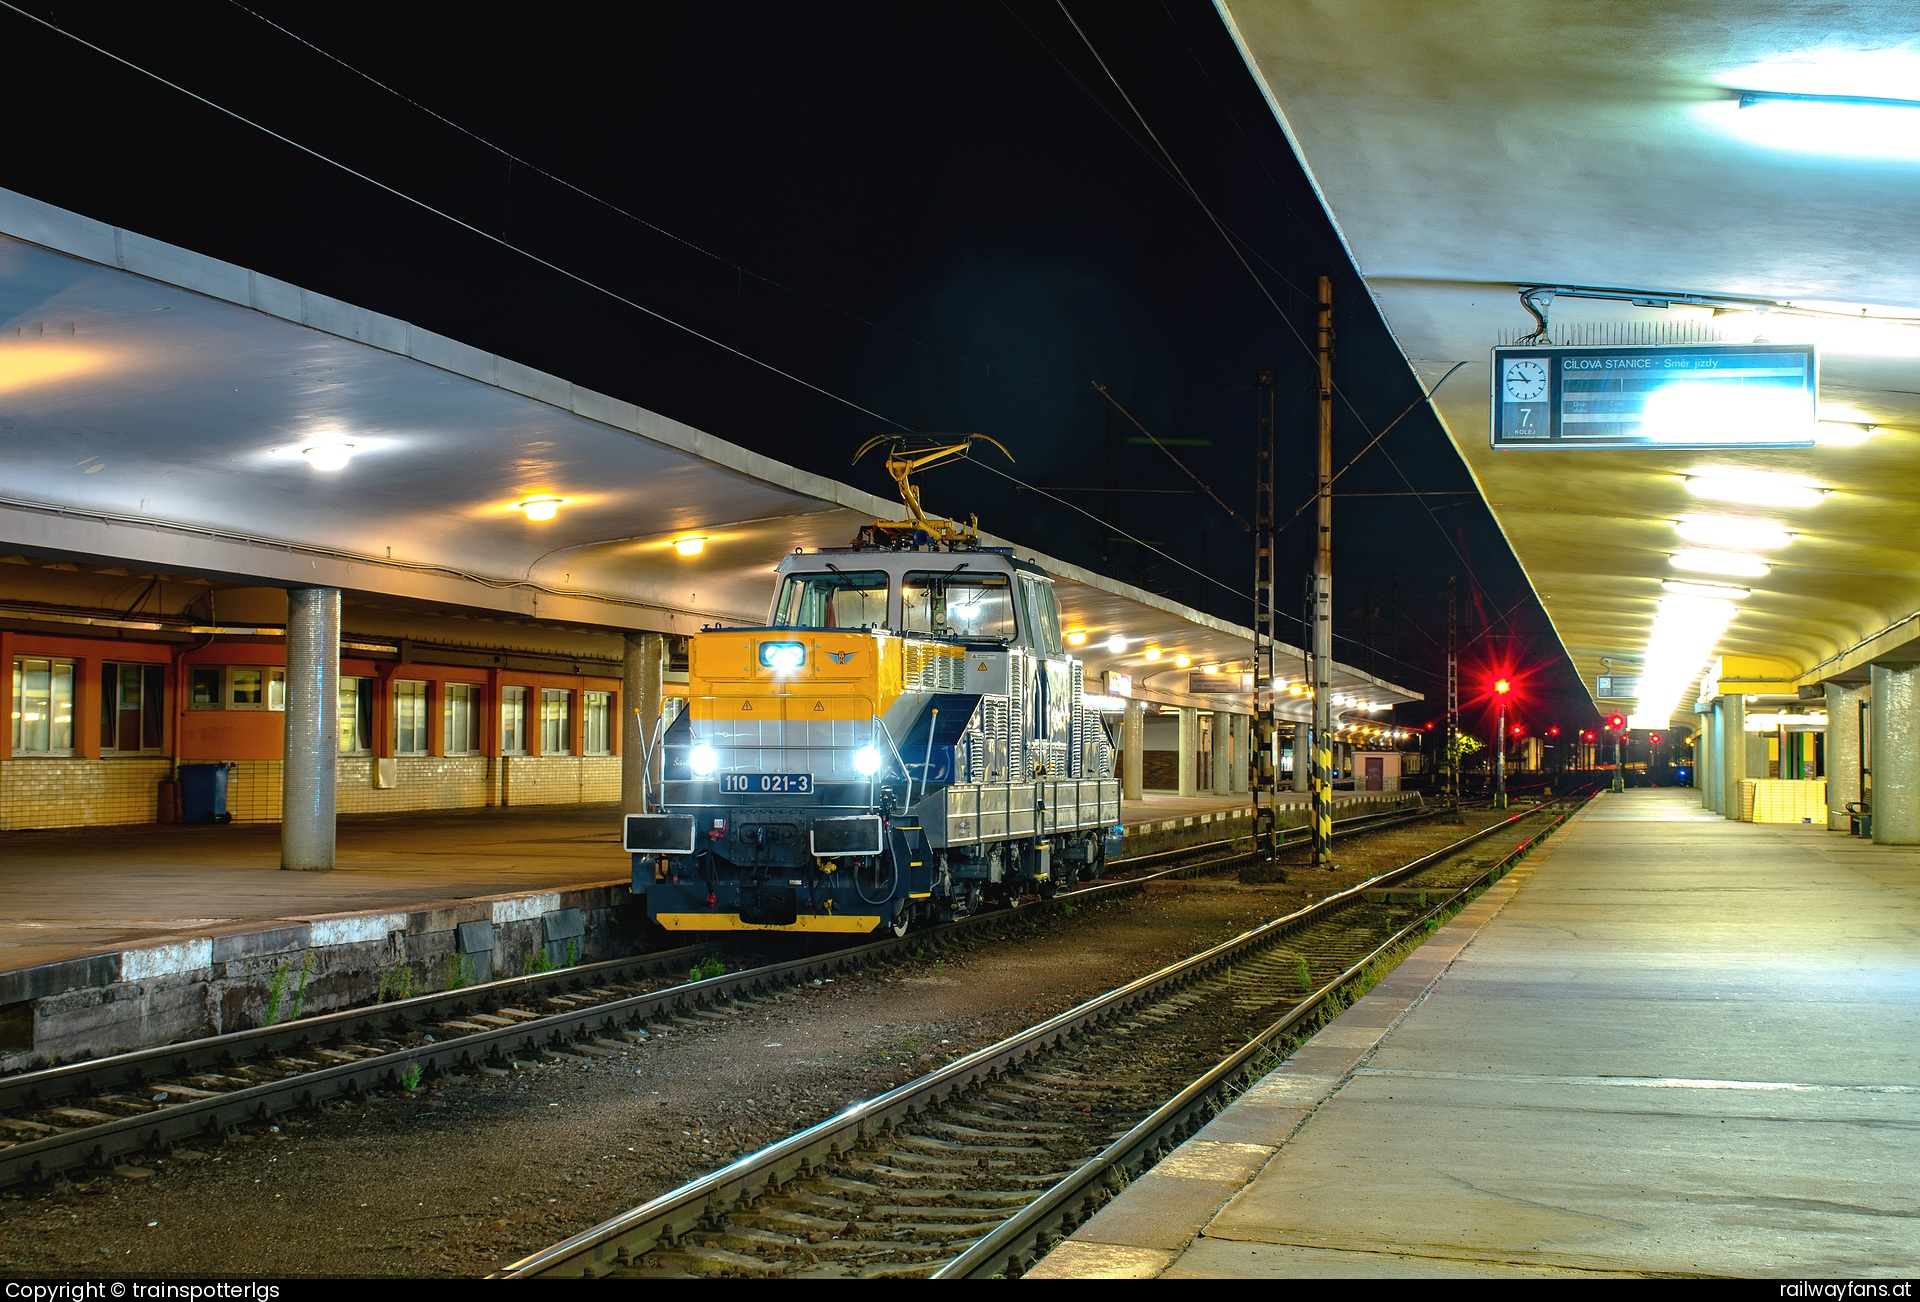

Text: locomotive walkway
xmin=1029 ymin=787 xmax=1920 ymax=1279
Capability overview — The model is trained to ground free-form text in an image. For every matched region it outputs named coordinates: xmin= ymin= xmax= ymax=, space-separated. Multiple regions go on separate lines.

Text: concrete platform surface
xmin=0 ymin=805 xmax=632 ymax=971
xmin=1029 ymin=788 xmax=1920 ymax=1279
xmin=0 ymin=791 xmax=1297 ymax=973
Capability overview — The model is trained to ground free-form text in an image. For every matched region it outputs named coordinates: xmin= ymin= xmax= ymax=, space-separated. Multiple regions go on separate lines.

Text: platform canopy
xmin=0 ymin=187 xmax=1416 ymax=725
xmin=1224 ymin=0 xmax=1920 ymax=724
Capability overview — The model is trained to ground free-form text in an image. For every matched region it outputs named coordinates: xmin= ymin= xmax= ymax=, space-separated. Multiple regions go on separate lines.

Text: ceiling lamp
xmin=1670 ymin=549 xmax=1771 ymax=578
xmin=1674 ymin=515 xmax=1792 ymax=550
xmin=1628 ymin=593 xmax=1739 ymax=729
xmin=517 ymin=496 xmax=565 ymax=522
xmin=1206 ymin=663 xmax=1221 ymax=674
xmin=302 ymin=443 xmax=355 ymax=471
xmin=1144 ymin=647 xmax=1162 ymax=661
xmin=1104 ymin=635 xmax=1127 ymax=654
xmin=1174 ymin=654 xmax=1192 ymax=668
xmin=1663 ymin=578 xmax=1751 ymax=601
xmin=1066 ymin=629 xmax=1088 ymax=646
xmin=1814 ymin=421 xmax=1877 ymax=447
xmin=1721 ymin=89 xmax=1920 ymax=164
xmin=1683 ymin=467 xmax=1825 ymax=509
xmin=672 ymin=536 xmax=706 ymax=556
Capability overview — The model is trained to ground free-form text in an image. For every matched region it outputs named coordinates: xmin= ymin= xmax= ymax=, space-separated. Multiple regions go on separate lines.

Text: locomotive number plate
xmin=720 ymin=772 xmax=814 ymax=795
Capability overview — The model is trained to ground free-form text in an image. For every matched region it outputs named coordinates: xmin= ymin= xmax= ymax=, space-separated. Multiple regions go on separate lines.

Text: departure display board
xmin=1491 ymin=343 xmax=1816 ymax=450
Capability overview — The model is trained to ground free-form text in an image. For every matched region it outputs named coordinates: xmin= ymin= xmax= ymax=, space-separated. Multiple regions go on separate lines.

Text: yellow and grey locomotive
xmin=625 ymin=445 xmax=1121 ymax=935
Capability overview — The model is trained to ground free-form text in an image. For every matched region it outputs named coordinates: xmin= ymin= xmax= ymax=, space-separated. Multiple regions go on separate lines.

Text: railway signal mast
xmin=1251 ymin=369 xmax=1280 ymax=867
xmin=1311 ymin=276 xmax=1335 ymax=870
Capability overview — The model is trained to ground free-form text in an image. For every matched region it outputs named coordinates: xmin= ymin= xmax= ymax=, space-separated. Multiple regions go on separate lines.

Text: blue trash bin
xmin=179 ymin=763 xmax=233 ymax=824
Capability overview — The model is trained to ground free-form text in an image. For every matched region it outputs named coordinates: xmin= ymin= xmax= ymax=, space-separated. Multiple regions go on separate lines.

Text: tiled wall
xmin=0 ymin=758 xmax=172 ymax=830
xmin=500 ymin=755 xmax=621 ymax=806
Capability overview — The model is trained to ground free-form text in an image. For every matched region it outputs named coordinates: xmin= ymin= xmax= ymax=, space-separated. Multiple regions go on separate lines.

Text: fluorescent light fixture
xmin=1674 ymin=515 xmax=1792 ymax=550
xmin=302 ymin=443 xmax=355 ymax=471
xmin=672 ymin=536 xmax=706 ymax=556
xmin=1627 ymin=593 xmax=1739 ymax=728
xmin=1718 ymin=89 xmax=1920 ymax=163
xmin=1745 ymin=711 xmax=1828 ymax=731
xmin=516 ymin=496 xmax=565 ymax=521
xmin=1815 ymin=421 xmax=1877 ymax=447
xmin=1683 ymin=467 xmax=1826 ymax=509
xmin=1670 ymin=549 xmax=1771 ymax=578
xmin=1105 ymin=635 xmax=1127 ymax=654
xmin=1081 ymin=694 xmax=1125 ymax=712
xmin=1663 ymin=578 xmax=1751 ymax=601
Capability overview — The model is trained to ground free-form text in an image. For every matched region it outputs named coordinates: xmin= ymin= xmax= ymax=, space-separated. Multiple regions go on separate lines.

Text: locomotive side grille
xmin=904 ymin=641 xmax=967 ymax=692
xmin=1070 ymin=661 xmax=1086 ymax=779
xmin=1008 ymin=655 xmax=1026 ymax=779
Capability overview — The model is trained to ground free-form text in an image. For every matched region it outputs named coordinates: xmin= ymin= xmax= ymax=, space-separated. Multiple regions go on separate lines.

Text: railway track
xmin=500 ymin=791 xmax=1589 ymax=1279
xmin=0 ymin=798 xmax=1437 ymax=1194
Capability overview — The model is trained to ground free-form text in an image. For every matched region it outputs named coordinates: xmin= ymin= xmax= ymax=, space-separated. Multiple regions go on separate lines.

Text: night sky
xmin=5 ymin=1 xmax=1594 ymax=736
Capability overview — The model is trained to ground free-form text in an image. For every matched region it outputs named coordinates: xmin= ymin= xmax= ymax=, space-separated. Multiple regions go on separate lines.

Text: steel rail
xmin=937 ymin=801 xmax=1584 ymax=1277
xmin=0 ymin=942 xmax=722 ymax=1114
xmin=499 ymin=791 xmax=1587 ymax=1278
xmin=0 ymin=800 xmax=1435 ymax=1190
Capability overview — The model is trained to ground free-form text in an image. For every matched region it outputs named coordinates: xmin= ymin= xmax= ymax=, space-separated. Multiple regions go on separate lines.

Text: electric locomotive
xmin=624 ymin=443 xmax=1122 ymax=935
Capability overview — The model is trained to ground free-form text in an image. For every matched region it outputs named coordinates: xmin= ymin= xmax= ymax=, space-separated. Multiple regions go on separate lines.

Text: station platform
xmin=0 ymin=790 xmax=1348 ymax=973
xmin=0 ymin=788 xmax=1418 ymax=1071
xmin=1030 ymin=787 xmax=1920 ymax=1278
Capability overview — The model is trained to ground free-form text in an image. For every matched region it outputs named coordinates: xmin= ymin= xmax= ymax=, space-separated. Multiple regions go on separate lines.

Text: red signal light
xmin=1650 ymin=733 xmax=1662 ymax=745
xmin=1494 ymin=678 xmax=1511 ymax=695
xmin=1511 ymin=725 xmax=1523 ymax=736
xmin=1547 ymin=725 xmax=1560 ymax=737
xmin=1607 ymin=714 xmax=1626 ymax=731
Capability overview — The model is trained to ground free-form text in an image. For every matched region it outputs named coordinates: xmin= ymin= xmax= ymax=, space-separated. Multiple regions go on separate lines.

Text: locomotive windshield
xmin=771 ymin=570 xmax=888 ymax=628
xmin=902 ymin=571 xmax=1017 ymax=640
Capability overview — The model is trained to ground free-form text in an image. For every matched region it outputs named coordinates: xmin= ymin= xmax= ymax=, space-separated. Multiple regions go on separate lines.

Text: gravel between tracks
xmin=0 ymin=807 xmax=1530 ymax=1278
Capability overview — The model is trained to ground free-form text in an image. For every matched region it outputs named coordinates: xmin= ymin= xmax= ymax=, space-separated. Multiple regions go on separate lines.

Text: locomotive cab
xmin=627 ymin=541 xmax=1121 ymax=935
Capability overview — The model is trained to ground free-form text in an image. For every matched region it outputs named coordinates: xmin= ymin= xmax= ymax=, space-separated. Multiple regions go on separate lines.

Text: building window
xmin=339 ymin=677 xmax=374 ymax=754
xmin=583 ymin=690 xmax=613 ymax=756
xmin=187 ymin=666 xmax=285 ymax=711
xmin=501 ymin=686 xmax=528 ymax=756
xmin=393 ymin=680 xmax=429 ymax=756
xmin=101 ymin=663 xmax=165 ymax=754
xmin=190 ymin=666 xmax=223 ymax=710
xmin=444 ymin=683 xmax=480 ymax=756
xmin=11 ymin=657 xmax=75 ymax=755
xmin=540 ymin=689 xmax=571 ymax=756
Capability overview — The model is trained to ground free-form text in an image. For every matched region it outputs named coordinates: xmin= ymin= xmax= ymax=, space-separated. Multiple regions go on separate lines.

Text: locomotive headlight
xmin=758 ymin=640 xmax=806 ymax=672
xmin=689 ymin=744 xmax=719 ymax=776
xmin=853 ymin=744 xmax=882 ymax=776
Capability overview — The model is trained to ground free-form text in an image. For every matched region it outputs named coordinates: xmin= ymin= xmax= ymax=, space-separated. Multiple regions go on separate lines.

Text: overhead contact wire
xmin=1 ymin=1 xmax=908 ymax=432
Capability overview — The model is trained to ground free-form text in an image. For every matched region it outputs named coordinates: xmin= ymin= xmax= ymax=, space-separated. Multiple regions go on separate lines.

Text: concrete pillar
xmin=622 ymin=632 xmax=666 ymax=813
xmin=1122 ymin=699 xmax=1144 ymax=801
xmin=1871 ymin=664 xmax=1920 ymax=844
xmin=1209 ymin=712 xmax=1232 ymax=796
xmin=1704 ymin=710 xmax=1720 ymax=810
xmin=1177 ymin=707 xmax=1197 ymax=797
xmin=281 ymin=587 xmax=339 ymax=872
xmin=1705 ymin=702 xmax=1723 ymax=814
xmin=1292 ymin=723 xmax=1309 ymax=792
xmin=1825 ymin=681 xmax=1867 ymax=831
xmin=1719 ymin=695 xmax=1746 ymax=819
xmin=1229 ymin=715 xmax=1250 ymax=794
